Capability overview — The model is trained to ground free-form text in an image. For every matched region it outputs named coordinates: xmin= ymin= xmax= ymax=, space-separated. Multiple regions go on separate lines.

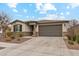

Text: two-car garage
xmin=39 ymin=24 xmax=62 ymax=37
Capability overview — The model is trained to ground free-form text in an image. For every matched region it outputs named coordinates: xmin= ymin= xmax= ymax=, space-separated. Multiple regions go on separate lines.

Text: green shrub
xmin=5 ymin=37 xmax=12 ymax=41
xmin=11 ymin=35 xmax=15 ymax=39
xmin=72 ymin=35 xmax=76 ymax=41
xmin=66 ymin=35 xmax=71 ymax=40
xmin=17 ymin=38 xmax=20 ymax=41
xmin=19 ymin=34 xmax=23 ymax=37
xmin=76 ymin=35 xmax=79 ymax=44
xmin=68 ymin=40 xmax=74 ymax=45
xmin=6 ymin=32 xmax=12 ymax=37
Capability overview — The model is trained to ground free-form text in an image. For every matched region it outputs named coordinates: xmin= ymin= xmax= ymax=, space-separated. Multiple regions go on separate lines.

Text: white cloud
xmin=69 ymin=3 xmax=79 ymax=8
xmin=67 ymin=6 xmax=70 ymax=9
xmin=7 ymin=3 xmax=18 ymax=13
xmin=38 ymin=14 xmax=65 ymax=20
xmin=39 ymin=10 xmax=46 ymax=14
xmin=60 ymin=12 xmax=64 ymax=15
xmin=32 ymin=16 xmax=35 ymax=19
xmin=36 ymin=3 xmax=57 ymax=14
xmin=58 ymin=15 xmax=65 ymax=19
xmin=26 ymin=16 xmax=29 ymax=18
xmin=1 ymin=0 xmax=79 ymax=3
xmin=43 ymin=3 xmax=57 ymax=11
xmin=46 ymin=14 xmax=58 ymax=20
xmin=13 ymin=9 xmax=18 ymax=12
xmin=66 ymin=12 xmax=70 ymax=15
xmin=7 ymin=3 xmax=18 ymax=8
xmin=23 ymin=9 xmax=27 ymax=13
xmin=17 ymin=14 xmax=22 ymax=17
xmin=29 ymin=4 xmax=33 ymax=6
xmin=36 ymin=3 xmax=43 ymax=10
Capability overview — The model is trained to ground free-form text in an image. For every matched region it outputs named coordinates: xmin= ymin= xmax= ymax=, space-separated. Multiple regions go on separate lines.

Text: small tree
xmin=68 ymin=19 xmax=78 ymax=41
xmin=0 ymin=11 xmax=11 ymax=38
xmin=69 ymin=19 xmax=78 ymax=27
xmin=72 ymin=19 xmax=78 ymax=26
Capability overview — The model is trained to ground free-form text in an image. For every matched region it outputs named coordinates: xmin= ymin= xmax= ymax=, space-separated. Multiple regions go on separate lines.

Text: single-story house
xmin=7 ymin=20 xmax=69 ymax=37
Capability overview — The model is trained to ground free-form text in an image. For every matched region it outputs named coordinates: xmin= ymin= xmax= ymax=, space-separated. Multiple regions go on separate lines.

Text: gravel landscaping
xmin=0 ymin=47 xmax=5 ymax=50
xmin=64 ymin=38 xmax=79 ymax=50
xmin=0 ymin=37 xmax=31 ymax=44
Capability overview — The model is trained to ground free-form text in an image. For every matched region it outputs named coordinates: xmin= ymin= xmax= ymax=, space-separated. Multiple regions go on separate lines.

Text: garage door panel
xmin=39 ymin=25 xmax=62 ymax=37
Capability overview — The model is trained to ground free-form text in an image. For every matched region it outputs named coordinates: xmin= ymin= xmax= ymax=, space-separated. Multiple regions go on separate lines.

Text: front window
xmin=14 ymin=24 xmax=22 ymax=32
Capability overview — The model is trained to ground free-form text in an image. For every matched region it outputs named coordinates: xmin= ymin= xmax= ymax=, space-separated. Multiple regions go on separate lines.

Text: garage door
xmin=39 ymin=25 xmax=62 ymax=37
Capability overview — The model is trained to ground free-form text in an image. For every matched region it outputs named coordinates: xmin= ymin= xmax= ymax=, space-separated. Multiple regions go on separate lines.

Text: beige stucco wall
xmin=62 ymin=23 xmax=69 ymax=33
xmin=9 ymin=22 xmax=31 ymax=32
xmin=35 ymin=24 xmax=39 ymax=32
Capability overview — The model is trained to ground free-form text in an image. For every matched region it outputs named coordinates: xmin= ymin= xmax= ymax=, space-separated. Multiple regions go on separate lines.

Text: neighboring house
xmin=8 ymin=20 xmax=69 ymax=37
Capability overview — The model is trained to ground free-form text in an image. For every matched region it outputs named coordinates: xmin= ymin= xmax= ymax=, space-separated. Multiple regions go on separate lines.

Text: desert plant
xmin=77 ymin=40 xmax=79 ymax=44
xmin=6 ymin=32 xmax=12 ymax=37
xmin=18 ymin=33 xmax=23 ymax=37
xmin=5 ymin=37 xmax=11 ymax=41
xmin=66 ymin=35 xmax=71 ymax=40
xmin=76 ymin=35 xmax=79 ymax=44
xmin=17 ymin=38 xmax=20 ymax=41
xmin=72 ymin=35 xmax=76 ymax=41
xmin=68 ymin=40 xmax=74 ymax=45
xmin=11 ymin=35 xmax=15 ymax=39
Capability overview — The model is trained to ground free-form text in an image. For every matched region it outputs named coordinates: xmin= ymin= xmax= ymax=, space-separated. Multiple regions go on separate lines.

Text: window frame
xmin=13 ymin=24 xmax=22 ymax=32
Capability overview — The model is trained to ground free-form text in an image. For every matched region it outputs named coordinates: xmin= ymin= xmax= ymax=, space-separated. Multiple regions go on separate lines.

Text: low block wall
xmin=11 ymin=32 xmax=32 ymax=36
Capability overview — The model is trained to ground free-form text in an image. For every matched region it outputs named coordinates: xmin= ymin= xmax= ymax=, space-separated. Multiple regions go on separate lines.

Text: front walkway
xmin=0 ymin=37 xmax=79 ymax=56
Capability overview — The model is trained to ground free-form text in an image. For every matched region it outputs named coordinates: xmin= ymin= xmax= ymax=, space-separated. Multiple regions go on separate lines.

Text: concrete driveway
xmin=0 ymin=37 xmax=79 ymax=56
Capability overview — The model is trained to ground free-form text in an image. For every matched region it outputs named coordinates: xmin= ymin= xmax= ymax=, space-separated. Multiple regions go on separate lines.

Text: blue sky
xmin=0 ymin=3 xmax=79 ymax=21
